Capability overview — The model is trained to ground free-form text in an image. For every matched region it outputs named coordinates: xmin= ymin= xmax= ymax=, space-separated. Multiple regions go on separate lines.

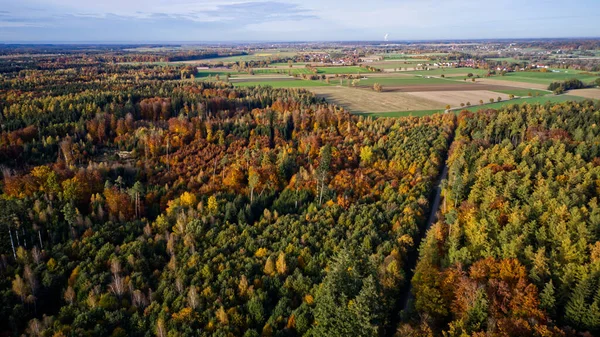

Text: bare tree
xmin=187 ymin=286 xmax=199 ymax=309
xmin=132 ymin=289 xmax=147 ymax=308
xmin=109 ymin=274 xmax=125 ymax=298
xmin=32 ymin=247 xmax=42 ymax=265
xmin=156 ymin=318 xmax=166 ymax=337
xmin=64 ymin=286 xmax=75 ymax=304
xmin=109 ymin=258 xmax=125 ymax=297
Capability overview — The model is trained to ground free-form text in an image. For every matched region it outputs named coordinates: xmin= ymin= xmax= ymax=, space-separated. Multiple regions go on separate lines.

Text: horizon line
xmin=2 ymin=36 xmax=600 ymax=45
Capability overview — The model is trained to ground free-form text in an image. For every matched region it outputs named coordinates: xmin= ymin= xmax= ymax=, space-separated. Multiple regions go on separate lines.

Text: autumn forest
xmin=1 ymin=46 xmax=600 ymax=337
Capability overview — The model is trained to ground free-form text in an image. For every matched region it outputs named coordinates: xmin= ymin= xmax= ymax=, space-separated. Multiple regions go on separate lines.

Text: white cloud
xmin=1 ymin=0 xmax=599 ymax=41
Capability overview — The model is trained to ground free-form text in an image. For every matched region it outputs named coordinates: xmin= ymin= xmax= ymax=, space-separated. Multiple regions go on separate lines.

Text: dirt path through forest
xmin=389 ymin=132 xmax=452 ymax=335
xmin=399 ymin=163 xmax=448 ymax=311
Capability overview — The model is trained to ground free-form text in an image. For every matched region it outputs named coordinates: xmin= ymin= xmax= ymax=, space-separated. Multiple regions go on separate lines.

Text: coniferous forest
xmin=1 ymin=48 xmax=600 ymax=337
xmin=405 ymin=103 xmax=600 ymax=336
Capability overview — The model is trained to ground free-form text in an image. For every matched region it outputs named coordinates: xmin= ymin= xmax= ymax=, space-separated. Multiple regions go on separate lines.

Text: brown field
xmin=358 ymin=73 xmax=419 ymax=78
xmin=309 ymin=86 xmax=443 ymax=112
xmin=406 ymin=90 xmax=511 ymax=106
xmin=369 ymin=83 xmax=521 ymax=92
xmin=567 ymin=88 xmax=600 ymax=99
xmin=473 ymin=78 xmax=549 ymax=90
xmin=230 ymin=75 xmax=295 ymax=81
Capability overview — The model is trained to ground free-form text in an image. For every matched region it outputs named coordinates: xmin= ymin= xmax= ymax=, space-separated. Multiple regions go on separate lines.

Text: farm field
xmin=378 ymin=83 xmax=523 ymax=93
xmin=568 ymin=88 xmax=600 ymax=99
xmin=453 ymin=94 xmax=587 ymax=112
xmin=308 ymin=86 xmax=443 ymax=112
xmin=188 ymin=56 xmax=597 ymax=119
xmin=356 ymin=109 xmax=445 ymax=118
xmin=224 ymin=71 xmax=562 ymax=115
xmin=316 ymin=66 xmax=372 ymax=74
xmin=473 ymin=77 xmax=550 ymax=90
xmin=492 ymin=88 xmax=550 ymax=96
xmin=356 ymin=77 xmax=525 ymax=93
xmin=404 ymin=67 xmax=489 ymax=76
xmin=357 ymin=76 xmax=455 ymax=86
xmin=360 ymin=94 xmax=594 ymax=118
xmin=489 ymin=70 xmax=599 ymax=85
xmin=232 ymin=79 xmax=330 ymax=88
xmin=406 ymin=90 xmax=511 ymax=106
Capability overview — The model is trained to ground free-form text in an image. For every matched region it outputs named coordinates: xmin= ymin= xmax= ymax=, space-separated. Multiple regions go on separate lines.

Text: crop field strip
xmin=491 ymin=88 xmax=551 ymax=96
xmin=488 ymin=71 xmax=600 ymax=85
xmin=403 ymin=68 xmax=489 ymax=76
xmin=567 ymin=88 xmax=600 ymax=99
xmin=406 ymin=90 xmax=512 ymax=106
xmin=308 ymin=86 xmax=444 ymax=112
xmin=233 ymin=80 xmax=330 ymax=88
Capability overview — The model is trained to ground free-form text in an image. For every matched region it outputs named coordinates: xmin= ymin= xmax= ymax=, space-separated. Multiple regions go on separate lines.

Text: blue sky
xmin=1 ymin=0 xmax=600 ymax=42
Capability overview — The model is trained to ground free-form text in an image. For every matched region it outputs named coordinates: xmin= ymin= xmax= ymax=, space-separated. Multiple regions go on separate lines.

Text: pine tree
xmin=307 ymin=249 xmax=381 ymax=337
xmin=540 ymin=281 xmax=556 ymax=315
xmin=566 ymin=278 xmax=592 ymax=328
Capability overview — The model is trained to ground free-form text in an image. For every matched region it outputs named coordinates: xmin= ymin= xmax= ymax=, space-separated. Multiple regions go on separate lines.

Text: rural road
xmin=399 ymin=159 xmax=449 ymax=311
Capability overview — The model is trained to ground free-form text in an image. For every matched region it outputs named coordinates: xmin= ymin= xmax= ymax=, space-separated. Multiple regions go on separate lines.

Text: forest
xmin=0 ymin=55 xmax=456 ymax=336
xmin=1 ymin=48 xmax=600 ymax=337
xmin=404 ymin=100 xmax=600 ymax=336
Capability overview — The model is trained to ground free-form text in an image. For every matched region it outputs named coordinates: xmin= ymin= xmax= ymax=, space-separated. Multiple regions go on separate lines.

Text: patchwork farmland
xmin=184 ymin=49 xmax=599 ymax=117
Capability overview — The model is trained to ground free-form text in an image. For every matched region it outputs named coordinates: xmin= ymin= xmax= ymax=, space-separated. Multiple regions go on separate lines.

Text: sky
xmin=1 ymin=0 xmax=600 ymax=42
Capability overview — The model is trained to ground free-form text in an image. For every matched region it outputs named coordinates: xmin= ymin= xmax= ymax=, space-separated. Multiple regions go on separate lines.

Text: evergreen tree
xmin=307 ymin=249 xmax=382 ymax=337
xmin=540 ymin=281 xmax=556 ymax=316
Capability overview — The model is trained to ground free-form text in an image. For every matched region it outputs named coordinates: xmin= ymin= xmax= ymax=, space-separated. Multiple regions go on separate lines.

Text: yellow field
xmin=406 ymin=90 xmax=511 ymax=107
xmin=308 ymin=86 xmax=443 ymax=112
xmin=568 ymin=88 xmax=600 ymax=99
xmin=473 ymin=78 xmax=548 ymax=90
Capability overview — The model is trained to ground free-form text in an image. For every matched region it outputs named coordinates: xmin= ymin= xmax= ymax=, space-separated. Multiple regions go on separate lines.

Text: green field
xmin=492 ymin=89 xmax=550 ymax=97
xmin=232 ymin=80 xmax=330 ymax=88
xmin=404 ymin=67 xmax=489 ymax=76
xmin=315 ymin=66 xmax=372 ymax=74
xmin=453 ymin=95 xmax=587 ymax=112
xmin=491 ymin=71 xmax=600 ymax=85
